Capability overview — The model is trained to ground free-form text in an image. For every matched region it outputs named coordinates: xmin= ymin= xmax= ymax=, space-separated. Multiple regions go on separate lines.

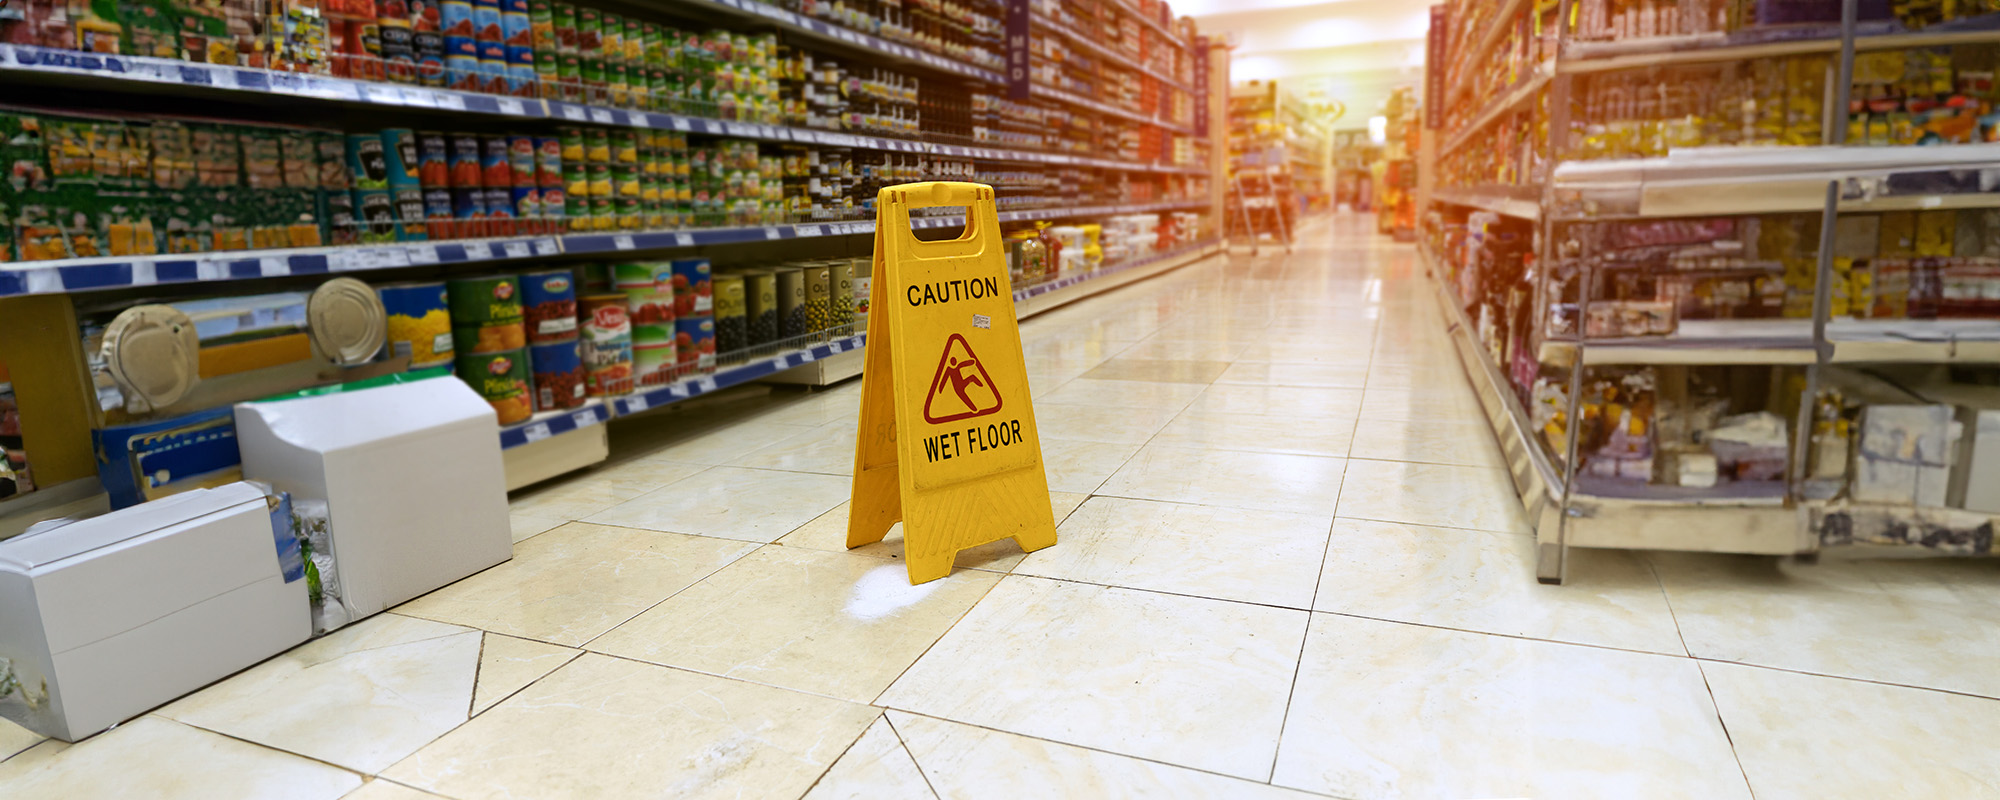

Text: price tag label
xmin=463 ymin=241 xmax=493 ymax=259
xmin=363 ymin=84 xmax=404 ymax=105
xmin=626 ymin=395 xmax=648 ymax=412
xmin=613 ymin=235 xmax=636 ymax=250
xmin=671 ymin=117 xmax=691 ymax=132
xmin=533 ymin=239 xmax=559 ymax=255
xmin=400 ymin=87 xmax=438 ymax=107
xmin=503 ymin=241 xmax=532 ymax=259
xmin=407 ymin=245 xmax=440 ymax=264
xmin=436 ymin=92 xmax=467 ymax=111
xmin=627 ymin=111 xmax=651 ymax=127
xmin=590 ymin=108 xmax=616 ymax=124
xmin=763 ymin=227 xmax=782 ymax=240
xmin=674 ymin=233 xmax=694 ymax=247
xmin=325 ymin=252 xmax=357 ymax=272
xmin=799 ymin=348 xmax=817 ymax=363
xmin=695 ymin=376 xmax=718 ymax=393
xmin=522 ymin=422 xmax=553 ymax=442
xmin=560 ymin=104 xmax=587 ymax=121
xmin=497 ymin=98 xmax=527 ymax=115
xmin=257 ymin=257 xmax=290 ymax=276
xmin=797 ymin=224 xmax=824 ymax=237
xmin=668 ymin=384 xmax=689 ymax=398
xmin=572 ymin=409 xmax=598 ymax=427
xmin=771 ymin=354 xmax=791 ymax=369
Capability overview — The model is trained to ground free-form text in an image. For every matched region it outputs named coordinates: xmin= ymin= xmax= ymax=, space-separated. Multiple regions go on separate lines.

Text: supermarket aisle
xmin=7 ymin=215 xmax=2000 ymax=799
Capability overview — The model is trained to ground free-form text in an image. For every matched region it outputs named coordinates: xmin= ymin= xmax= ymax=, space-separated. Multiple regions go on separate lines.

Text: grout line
xmin=791 ymin=714 xmax=890 ymax=800
xmin=881 ymin=715 xmax=947 ymax=800
xmin=1693 ymin=660 xmax=1762 ymax=800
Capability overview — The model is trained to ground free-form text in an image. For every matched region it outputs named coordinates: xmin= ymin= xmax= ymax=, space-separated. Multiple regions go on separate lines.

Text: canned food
xmin=670 ymin=258 xmax=712 ymax=316
xmin=378 ymin=281 xmax=455 ymax=368
xmin=579 ymin=294 xmax=633 ymax=396
xmin=520 ymin=268 xmax=578 ymax=343
xmin=456 ymin=348 xmax=532 ymax=424
xmin=453 ymin=319 xmax=527 ymax=353
xmin=447 ymin=274 xmax=523 ymax=323
xmin=630 ymin=322 xmax=676 ymax=386
xmin=529 ymin=339 xmax=585 ymax=410
xmin=675 ymin=316 xmax=715 ymax=376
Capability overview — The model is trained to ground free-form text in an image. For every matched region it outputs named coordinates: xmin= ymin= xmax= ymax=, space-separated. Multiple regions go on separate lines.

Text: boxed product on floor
xmin=233 ymin=376 xmax=511 ymax=620
xmin=1852 ymin=404 xmax=1961 ymax=507
xmin=0 ymin=482 xmax=310 ymax=741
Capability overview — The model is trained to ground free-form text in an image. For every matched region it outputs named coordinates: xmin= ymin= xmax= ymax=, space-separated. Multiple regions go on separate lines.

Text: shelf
xmin=0 ymin=44 xmax=1201 ymax=175
xmin=1034 ymin=13 xmax=1194 ymax=93
xmin=0 ymin=201 xmax=1209 ymax=298
xmin=1440 ymin=61 xmax=1551 ymax=158
xmin=614 ymin=332 xmax=868 ymax=417
xmin=1108 ymin=0 xmax=1187 ymax=49
xmin=499 ymin=399 xmax=612 ymax=450
xmin=1560 ymin=17 xmax=2000 ymax=74
xmin=1432 ymin=187 xmax=1542 ymax=220
xmin=1539 ymin=318 xmax=2000 ymax=366
xmin=1449 ymin=0 xmax=1536 ymax=101
xmin=1551 ymin=145 xmax=2000 ymax=218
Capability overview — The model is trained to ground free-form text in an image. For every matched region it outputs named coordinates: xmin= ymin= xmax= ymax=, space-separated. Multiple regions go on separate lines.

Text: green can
xmin=612 ymin=129 xmax=640 ymax=164
xmin=455 ymin=348 xmax=533 ymax=425
xmin=446 ymin=274 xmax=523 ymax=325
xmin=630 ymin=322 xmax=677 ymax=386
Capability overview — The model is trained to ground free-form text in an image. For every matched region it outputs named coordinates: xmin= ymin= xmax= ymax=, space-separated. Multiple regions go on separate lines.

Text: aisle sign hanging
xmin=847 ymin=182 xmax=1058 ymax=584
xmin=1005 ymin=0 xmax=1032 ymax=100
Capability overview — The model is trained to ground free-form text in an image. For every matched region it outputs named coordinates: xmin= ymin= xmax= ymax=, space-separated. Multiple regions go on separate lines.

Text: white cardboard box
xmin=0 ymin=483 xmax=309 ymax=741
xmin=233 ymin=377 xmax=511 ymax=619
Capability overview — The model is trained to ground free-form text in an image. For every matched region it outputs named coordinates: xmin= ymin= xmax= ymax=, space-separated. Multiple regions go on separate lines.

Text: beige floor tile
xmin=879 ymin=576 xmax=1306 ymax=780
xmin=509 ymin=514 xmax=565 ymax=543
xmin=1346 ymin=417 xmax=1505 ymax=467
xmin=1098 ymin=444 xmax=1347 ymax=516
xmin=342 ymin=779 xmax=449 ymax=799
xmin=801 ymin=716 xmax=936 ymax=800
xmin=1704 ymin=661 xmax=2000 ymax=799
xmin=1017 ymin=335 xmax=1134 ymax=366
xmin=1336 ymin=459 xmax=1530 ymax=534
xmin=0 ymin=716 xmax=359 ymax=800
xmin=1034 ymin=378 xmax=1208 ymax=410
xmin=382 ymin=654 xmax=878 ymax=800
xmin=1234 ymin=342 xmax=1375 ymax=365
xmin=1358 ymin=385 xmax=1485 ymax=423
xmin=1315 ymin=519 xmax=1684 ymax=654
xmin=887 ymin=711 xmax=1319 ymax=799
xmin=585 ymin=466 xmax=852 ymax=543
xmin=727 ymin=423 xmax=860 ymax=476
xmin=1185 ymin=384 xmax=1365 ymax=420
xmin=1039 ymin=438 xmax=1142 ymax=494
xmin=1271 ymin=614 xmax=1750 ymax=799
xmin=506 ymin=461 xmax=704 ymax=520
xmin=1 ymin=717 xmax=41 ymax=762
xmin=1151 ymin=409 xmax=1354 ymax=457
xmin=779 ymin=493 xmax=1090 ymax=573
xmin=158 ymin=614 xmax=480 ymax=773
xmin=1079 ymin=358 xmax=1232 ymax=384
xmin=1652 ymin=553 xmax=2000 ymax=697
xmin=1214 ymin=361 xmax=1370 ymax=388
xmin=749 ymin=392 xmax=865 ymax=427
xmin=471 ymin=634 xmax=580 ymax=714
xmin=394 ymin=522 xmax=755 ymax=646
xmin=1113 ymin=338 xmax=1250 ymax=362
xmin=1031 ymin=403 xmax=1182 ymax=444
xmin=1018 ymin=496 xmax=1331 ymax=608
xmin=590 ymin=546 xmax=1001 ymax=703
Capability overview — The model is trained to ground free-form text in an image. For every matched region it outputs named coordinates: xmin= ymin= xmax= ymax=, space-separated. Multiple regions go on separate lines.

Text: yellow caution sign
xmin=848 ymin=182 xmax=1058 ymax=584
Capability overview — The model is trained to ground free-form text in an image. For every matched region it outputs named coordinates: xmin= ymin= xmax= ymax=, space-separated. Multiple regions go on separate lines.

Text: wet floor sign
xmin=848 ymin=182 xmax=1058 ymax=584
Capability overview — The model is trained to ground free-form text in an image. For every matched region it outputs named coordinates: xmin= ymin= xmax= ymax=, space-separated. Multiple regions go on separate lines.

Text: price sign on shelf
xmin=497 ymin=98 xmax=527 ymax=116
xmin=674 ymin=233 xmax=695 ymax=247
xmin=797 ymin=224 xmax=824 ymax=238
xmin=572 ymin=409 xmax=598 ymax=427
xmin=408 ymin=245 xmax=441 ymax=264
xmin=503 ymin=241 xmax=532 ymax=259
xmin=828 ymin=340 xmax=844 ymax=353
xmin=763 ymin=227 xmax=782 ymax=240
xmin=590 ymin=107 xmax=616 ymax=124
xmin=259 ymin=257 xmax=290 ymax=277
xmin=436 ymin=92 xmax=467 ymax=111
xmin=522 ymin=422 xmax=553 ymax=443
xmin=363 ymin=84 xmax=404 ymax=105
xmin=671 ymin=117 xmax=691 ymax=132
xmin=560 ymin=104 xmax=587 ymax=121
xmin=613 ymin=235 xmax=636 ymax=250
xmin=696 ymin=376 xmax=718 ymax=393
xmin=534 ymin=239 xmax=560 ymax=256
xmin=626 ymin=395 xmax=649 ymax=413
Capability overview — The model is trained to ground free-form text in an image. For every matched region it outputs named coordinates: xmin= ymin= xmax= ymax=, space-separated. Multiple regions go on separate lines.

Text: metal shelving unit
xmin=1425 ymin=0 xmax=2000 ymax=582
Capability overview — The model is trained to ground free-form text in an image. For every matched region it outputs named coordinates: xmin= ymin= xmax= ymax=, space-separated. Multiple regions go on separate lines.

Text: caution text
xmin=906 ymin=277 xmax=1001 ymax=307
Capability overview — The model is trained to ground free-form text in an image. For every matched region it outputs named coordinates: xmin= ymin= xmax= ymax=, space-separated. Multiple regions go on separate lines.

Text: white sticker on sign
xmin=613 ymin=235 xmax=636 ymax=250
xmin=972 ymin=314 xmax=991 ymax=329
xmin=522 ymin=422 xmax=553 ymax=442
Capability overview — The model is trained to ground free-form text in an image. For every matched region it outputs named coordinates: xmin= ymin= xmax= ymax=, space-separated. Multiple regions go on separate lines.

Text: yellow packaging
xmin=1915 ymin=210 xmax=1955 ymax=257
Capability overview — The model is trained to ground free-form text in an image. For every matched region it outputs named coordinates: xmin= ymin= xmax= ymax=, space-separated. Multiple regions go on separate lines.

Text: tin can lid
xmin=308 ymin=277 xmax=389 ymax=365
xmin=101 ymin=304 xmax=201 ymax=411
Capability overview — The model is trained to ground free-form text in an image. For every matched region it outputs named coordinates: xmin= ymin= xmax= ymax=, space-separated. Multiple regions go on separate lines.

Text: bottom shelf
xmin=497 ymin=240 xmax=1224 ymax=488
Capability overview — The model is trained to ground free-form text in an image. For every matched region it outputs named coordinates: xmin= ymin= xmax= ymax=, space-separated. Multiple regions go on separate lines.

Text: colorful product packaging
xmin=578 ymin=293 xmax=634 ymax=396
xmin=630 ymin=322 xmax=677 ymax=386
xmin=455 ymin=348 xmax=533 ymax=424
xmin=529 ymin=339 xmax=585 ymax=410
xmin=714 ymin=273 xmax=746 ymax=358
xmin=670 ymin=257 xmax=713 ymax=315
xmin=378 ymin=281 xmax=455 ymax=368
xmin=520 ymin=268 xmax=579 ymax=342
xmin=675 ymin=316 xmax=715 ymax=375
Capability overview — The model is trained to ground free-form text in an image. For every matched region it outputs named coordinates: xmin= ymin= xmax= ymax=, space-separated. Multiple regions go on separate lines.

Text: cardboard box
xmin=233 ymin=377 xmax=511 ymax=619
xmin=0 ymin=483 xmax=309 ymax=741
xmin=1852 ymin=404 xmax=1960 ymax=507
xmin=1951 ymin=407 xmax=2000 ymax=514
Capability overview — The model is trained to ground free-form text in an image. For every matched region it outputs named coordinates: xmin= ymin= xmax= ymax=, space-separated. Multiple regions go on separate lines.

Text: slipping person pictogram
xmin=923 ymin=333 xmax=1003 ymax=423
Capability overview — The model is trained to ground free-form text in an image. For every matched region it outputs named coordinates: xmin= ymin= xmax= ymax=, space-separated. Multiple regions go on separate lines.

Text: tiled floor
xmin=8 ymin=215 xmax=2000 ymax=799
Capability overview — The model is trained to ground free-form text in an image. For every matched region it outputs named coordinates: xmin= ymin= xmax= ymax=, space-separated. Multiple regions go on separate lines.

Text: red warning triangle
xmin=923 ymin=333 xmax=1003 ymax=424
